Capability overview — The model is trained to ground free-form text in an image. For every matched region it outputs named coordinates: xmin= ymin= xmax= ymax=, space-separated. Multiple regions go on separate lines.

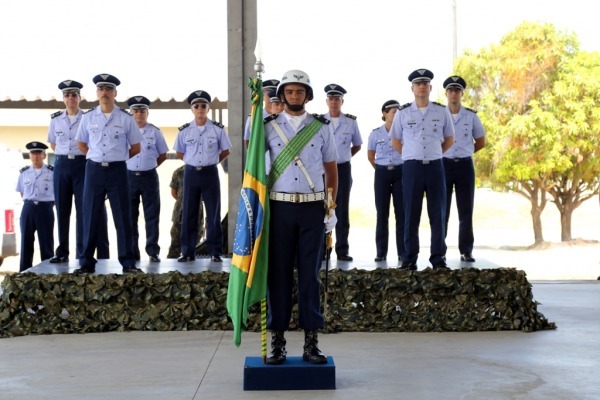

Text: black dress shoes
xmin=149 ymin=255 xmax=161 ymax=262
xmin=433 ymin=260 xmax=450 ymax=270
xmin=123 ymin=266 xmax=144 ymax=274
xmin=337 ymin=254 xmax=353 ymax=262
xmin=49 ymin=256 xmax=68 ymax=263
xmin=374 ymin=256 xmax=386 ymax=262
xmin=177 ymin=256 xmax=195 ymax=262
xmin=461 ymin=253 xmax=475 ymax=262
xmin=399 ymin=261 xmax=417 ymax=271
xmin=211 ymin=255 xmax=223 ymax=262
xmin=73 ymin=265 xmax=95 ymax=275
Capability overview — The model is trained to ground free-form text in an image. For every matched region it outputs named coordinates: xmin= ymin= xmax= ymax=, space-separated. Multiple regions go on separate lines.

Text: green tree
xmin=455 ymin=22 xmax=599 ymax=244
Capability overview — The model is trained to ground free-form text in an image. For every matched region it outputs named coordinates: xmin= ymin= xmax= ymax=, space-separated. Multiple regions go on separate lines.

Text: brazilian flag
xmin=227 ymin=77 xmax=270 ymax=347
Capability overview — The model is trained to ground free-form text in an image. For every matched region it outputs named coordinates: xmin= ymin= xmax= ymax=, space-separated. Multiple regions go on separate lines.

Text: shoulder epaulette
xmin=50 ymin=110 xmax=63 ymax=119
xmin=83 ymin=107 xmax=96 ymax=114
xmin=148 ymin=123 xmax=160 ymax=130
xmin=313 ymin=113 xmax=330 ymax=125
xmin=345 ymin=113 xmax=357 ymax=120
xmin=47 ymin=165 xmax=54 ymax=171
xmin=211 ymin=120 xmax=224 ymax=128
xmin=372 ymin=127 xmax=379 ymax=131
xmin=399 ymin=103 xmax=411 ymax=110
xmin=464 ymin=106 xmax=478 ymax=114
xmin=20 ymin=166 xmax=31 ymax=173
xmin=119 ymin=107 xmax=132 ymax=116
xmin=264 ymin=114 xmax=278 ymax=124
xmin=432 ymin=101 xmax=447 ymax=108
xmin=178 ymin=122 xmax=190 ymax=131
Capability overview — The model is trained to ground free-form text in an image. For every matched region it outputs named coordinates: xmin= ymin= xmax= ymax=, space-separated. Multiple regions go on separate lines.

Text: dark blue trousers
xmin=80 ymin=161 xmax=135 ymax=268
xmin=53 ymin=155 xmax=109 ymax=259
xmin=402 ymin=159 xmax=447 ymax=265
xmin=443 ymin=157 xmax=476 ymax=255
xmin=335 ymin=161 xmax=352 ymax=256
xmin=181 ymin=165 xmax=221 ymax=257
xmin=128 ymin=169 xmax=161 ymax=258
xmin=19 ymin=201 xmax=54 ymax=272
xmin=267 ymin=200 xmax=325 ymax=331
xmin=374 ymin=165 xmax=405 ymax=259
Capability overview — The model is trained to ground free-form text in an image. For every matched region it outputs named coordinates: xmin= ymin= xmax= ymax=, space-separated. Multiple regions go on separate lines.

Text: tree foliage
xmin=454 ymin=22 xmax=600 ymax=243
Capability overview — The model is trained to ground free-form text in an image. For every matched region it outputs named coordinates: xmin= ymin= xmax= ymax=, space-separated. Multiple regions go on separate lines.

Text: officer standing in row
xmin=367 ymin=100 xmax=405 ymax=263
xmin=173 ymin=90 xmax=231 ymax=263
xmin=243 ymin=78 xmax=280 ymax=148
xmin=75 ymin=73 xmax=142 ymax=274
xmin=16 ymin=142 xmax=54 ymax=272
xmin=323 ymin=83 xmax=362 ymax=261
xmin=47 ymin=79 xmax=110 ymax=263
xmin=391 ymin=69 xmax=454 ymax=271
xmin=126 ymin=96 xmax=169 ymax=262
xmin=442 ymin=76 xmax=486 ymax=262
xmin=264 ymin=70 xmax=338 ymax=365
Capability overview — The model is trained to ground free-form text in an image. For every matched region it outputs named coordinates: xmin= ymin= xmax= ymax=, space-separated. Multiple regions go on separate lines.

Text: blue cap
xmin=93 ymin=73 xmax=121 ymax=88
xmin=443 ymin=75 xmax=467 ymax=90
xmin=58 ymin=80 xmax=83 ymax=93
xmin=187 ymin=90 xmax=211 ymax=105
xmin=263 ymin=79 xmax=280 ymax=90
xmin=408 ymin=69 xmax=434 ymax=83
xmin=26 ymin=141 xmax=48 ymax=153
xmin=324 ymin=83 xmax=347 ymax=97
xmin=127 ymin=96 xmax=151 ymax=109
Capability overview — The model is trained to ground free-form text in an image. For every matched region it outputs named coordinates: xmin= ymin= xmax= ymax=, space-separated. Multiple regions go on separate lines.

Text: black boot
xmin=265 ymin=331 xmax=287 ymax=365
xmin=302 ymin=329 xmax=327 ymax=364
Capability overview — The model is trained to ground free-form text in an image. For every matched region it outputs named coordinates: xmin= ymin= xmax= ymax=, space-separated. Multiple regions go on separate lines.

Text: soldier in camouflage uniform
xmin=167 ymin=165 xmax=205 ymax=258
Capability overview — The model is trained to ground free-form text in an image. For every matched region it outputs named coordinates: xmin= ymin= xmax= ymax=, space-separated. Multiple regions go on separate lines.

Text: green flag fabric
xmin=226 ymin=77 xmax=270 ymax=347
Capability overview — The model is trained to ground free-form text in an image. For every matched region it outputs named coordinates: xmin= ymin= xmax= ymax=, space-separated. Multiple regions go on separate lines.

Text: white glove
xmin=324 ymin=210 xmax=337 ymax=233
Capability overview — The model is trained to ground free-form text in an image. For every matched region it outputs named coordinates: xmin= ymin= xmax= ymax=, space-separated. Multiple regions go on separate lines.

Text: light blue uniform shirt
xmin=16 ymin=165 xmax=55 ymax=202
xmin=244 ymin=109 xmax=270 ymax=140
xmin=390 ymin=102 xmax=454 ymax=161
xmin=126 ymin=123 xmax=169 ymax=171
xmin=47 ymin=109 xmax=84 ymax=156
xmin=323 ymin=112 xmax=363 ymax=163
xmin=443 ymin=106 xmax=485 ymax=159
xmin=75 ymin=106 xmax=141 ymax=162
xmin=368 ymin=125 xmax=403 ymax=166
xmin=265 ymin=112 xmax=337 ymax=194
xmin=173 ymin=119 xmax=232 ymax=167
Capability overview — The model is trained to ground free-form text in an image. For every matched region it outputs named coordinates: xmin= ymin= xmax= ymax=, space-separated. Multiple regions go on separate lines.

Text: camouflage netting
xmin=0 ymin=268 xmax=555 ymax=338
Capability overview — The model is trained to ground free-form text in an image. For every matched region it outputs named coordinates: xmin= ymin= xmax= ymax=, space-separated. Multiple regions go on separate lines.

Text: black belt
xmin=56 ymin=155 xmax=86 ymax=160
xmin=128 ymin=169 xmax=156 ymax=176
xmin=88 ymin=160 xmax=126 ymax=167
xmin=376 ymin=164 xmax=402 ymax=170
xmin=405 ymin=159 xmax=442 ymax=165
xmin=444 ymin=156 xmax=472 ymax=163
xmin=24 ymin=200 xmax=52 ymax=206
xmin=185 ymin=164 xmax=217 ymax=171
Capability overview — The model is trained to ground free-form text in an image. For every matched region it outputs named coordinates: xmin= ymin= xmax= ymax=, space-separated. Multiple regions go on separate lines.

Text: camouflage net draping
xmin=0 ymin=268 xmax=555 ymax=338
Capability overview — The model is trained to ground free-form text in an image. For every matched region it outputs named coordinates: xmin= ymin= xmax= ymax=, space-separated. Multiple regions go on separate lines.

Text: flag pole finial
xmin=254 ymin=38 xmax=264 ymax=79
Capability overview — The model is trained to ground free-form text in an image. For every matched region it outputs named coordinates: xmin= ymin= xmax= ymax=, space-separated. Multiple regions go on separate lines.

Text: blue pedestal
xmin=243 ymin=356 xmax=336 ymax=391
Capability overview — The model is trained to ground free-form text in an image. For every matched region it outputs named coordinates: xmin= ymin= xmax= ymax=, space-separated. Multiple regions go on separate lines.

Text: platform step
xmin=243 ymin=356 xmax=336 ymax=391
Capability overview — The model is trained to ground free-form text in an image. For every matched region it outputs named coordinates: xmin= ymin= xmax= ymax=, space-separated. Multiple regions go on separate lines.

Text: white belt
xmin=269 ymin=191 xmax=325 ymax=203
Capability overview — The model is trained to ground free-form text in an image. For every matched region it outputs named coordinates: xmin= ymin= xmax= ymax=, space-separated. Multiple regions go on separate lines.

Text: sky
xmin=0 ymin=0 xmax=598 ymax=132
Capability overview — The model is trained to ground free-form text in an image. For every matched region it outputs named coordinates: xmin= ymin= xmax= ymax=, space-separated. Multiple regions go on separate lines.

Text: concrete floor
xmin=0 ymin=252 xmax=599 ymax=399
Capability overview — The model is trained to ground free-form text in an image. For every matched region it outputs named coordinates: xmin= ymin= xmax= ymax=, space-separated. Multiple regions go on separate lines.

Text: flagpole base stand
xmin=243 ymin=356 xmax=336 ymax=390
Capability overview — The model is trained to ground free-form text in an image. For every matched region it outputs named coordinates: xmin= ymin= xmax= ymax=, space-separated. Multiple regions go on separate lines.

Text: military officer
xmin=75 ymin=73 xmax=142 ymax=274
xmin=323 ymin=83 xmax=362 ymax=261
xmin=16 ymin=142 xmax=54 ymax=272
xmin=126 ymin=96 xmax=169 ymax=262
xmin=173 ymin=90 xmax=231 ymax=263
xmin=166 ymin=165 xmax=205 ymax=259
xmin=47 ymin=79 xmax=109 ymax=263
xmin=243 ymin=78 xmax=280 ymax=147
xmin=390 ymin=69 xmax=455 ymax=271
xmin=442 ymin=76 xmax=486 ymax=262
xmin=367 ymin=100 xmax=405 ymax=263
xmin=264 ymin=69 xmax=338 ymax=366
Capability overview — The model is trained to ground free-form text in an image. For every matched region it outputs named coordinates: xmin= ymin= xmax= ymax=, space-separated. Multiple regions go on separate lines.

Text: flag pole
xmin=253 ymin=43 xmax=268 ymax=363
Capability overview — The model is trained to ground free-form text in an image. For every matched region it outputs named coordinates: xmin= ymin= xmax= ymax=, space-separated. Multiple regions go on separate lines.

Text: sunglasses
xmin=193 ymin=103 xmax=208 ymax=109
